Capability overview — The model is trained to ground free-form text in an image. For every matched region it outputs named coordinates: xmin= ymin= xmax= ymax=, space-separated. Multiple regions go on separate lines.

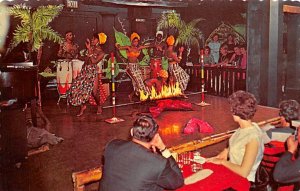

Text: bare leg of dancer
xmin=77 ymin=104 xmax=87 ymax=117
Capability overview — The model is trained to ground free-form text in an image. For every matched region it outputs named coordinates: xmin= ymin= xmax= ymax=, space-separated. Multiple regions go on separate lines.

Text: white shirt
xmin=229 ymin=123 xmax=264 ymax=182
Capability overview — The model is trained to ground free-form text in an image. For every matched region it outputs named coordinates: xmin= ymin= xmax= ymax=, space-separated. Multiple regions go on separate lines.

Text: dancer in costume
xmin=144 ymin=69 xmax=169 ymax=93
xmin=68 ymin=33 xmax=107 ymax=116
xmin=165 ymin=35 xmax=190 ymax=97
xmin=149 ymin=31 xmax=167 ymax=78
xmin=115 ymin=32 xmax=151 ymax=101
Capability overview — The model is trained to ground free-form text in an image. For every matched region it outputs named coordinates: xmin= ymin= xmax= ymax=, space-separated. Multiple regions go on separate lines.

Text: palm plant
xmin=157 ymin=11 xmax=204 ymax=61
xmin=8 ymin=4 xmax=63 ymax=121
xmin=9 ymin=4 xmax=63 ymax=53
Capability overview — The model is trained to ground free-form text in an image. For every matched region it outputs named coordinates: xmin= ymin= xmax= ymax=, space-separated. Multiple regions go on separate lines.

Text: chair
xmin=72 ymin=166 xmax=102 ymax=191
xmin=259 ymin=141 xmax=294 ymax=191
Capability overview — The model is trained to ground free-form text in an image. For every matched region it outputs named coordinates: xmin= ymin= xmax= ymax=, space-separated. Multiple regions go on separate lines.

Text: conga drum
xmin=56 ymin=59 xmax=73 ymax=103
xmin=72 ymin=59 xmax=84 ymax=79
xmin=150 ymin=58 xmax=162 ymax=78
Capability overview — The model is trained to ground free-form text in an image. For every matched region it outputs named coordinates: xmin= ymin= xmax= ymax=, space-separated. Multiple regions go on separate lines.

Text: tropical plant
xmin=9 ymin=4 xmax=63 ymax=52
xmin=157 ymin=11 xmax=181 ymax=30
xmin=9 ymin=4 xmax=63 ymax=112
xmin=157 ymin=11 xmax=204 ymax=55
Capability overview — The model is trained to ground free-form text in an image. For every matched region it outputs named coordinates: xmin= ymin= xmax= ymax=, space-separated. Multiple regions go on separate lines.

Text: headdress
xmin=156 ymin=31 xmax=163 ymax=37
xmin=130 ymin=32 xmax=140 ymax=42
xmin=166 ymin=35 xmax=175 ymax=46
xmin=98 ymin=33 xmax=107 ymax=45
xmin=159 ymin=70 xmax=168 ymax=78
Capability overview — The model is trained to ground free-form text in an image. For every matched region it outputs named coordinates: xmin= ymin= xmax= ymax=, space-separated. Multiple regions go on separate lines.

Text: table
xmin=175 ymin=152 xmax=250 ymax=191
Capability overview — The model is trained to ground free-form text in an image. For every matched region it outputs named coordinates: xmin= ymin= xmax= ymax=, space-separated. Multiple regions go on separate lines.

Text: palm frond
xmin=33 ymin=4 xmax=63 ymax=27
xmin=10 ymin=4 xmax=31 ymax=25
xmin=9 ymin=4 xmax=63 ymax=52
xmin=175 ymin=18 xmax=204 ymax=48
xmin=9 ymin=24 xmax=31 ymax=50
xmin=157 ymin=11 xmax=181 ymax=31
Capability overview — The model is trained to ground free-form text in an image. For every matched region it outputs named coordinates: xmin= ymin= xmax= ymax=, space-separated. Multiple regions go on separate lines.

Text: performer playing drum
xmin=149 ymin=31 xmax=167 ymax=79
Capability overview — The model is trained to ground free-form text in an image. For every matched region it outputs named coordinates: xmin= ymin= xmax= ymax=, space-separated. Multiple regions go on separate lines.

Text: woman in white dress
xmin=207 ymin=90 xmax=264 ymax=184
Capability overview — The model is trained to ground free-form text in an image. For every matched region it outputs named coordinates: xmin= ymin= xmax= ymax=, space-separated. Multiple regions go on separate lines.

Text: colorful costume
xmin=166 ymin=36 xmax=189 ymax=91
xmin=68 ymin=43 xmax=106 ymax=106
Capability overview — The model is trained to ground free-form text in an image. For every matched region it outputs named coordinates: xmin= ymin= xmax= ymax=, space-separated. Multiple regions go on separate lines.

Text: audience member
xmin=264 ymin=100 xmax=299 ymax=143
xmin=240 ymin=44 xmax=247 ymax=69
xmin=273 ymin=127 xmax=300 ymax=185
xmin=200 ymin=46 xmax=214 ymax=65
xmin=229 ymin=45 xmax=243 ymax=67
xmin=218 ymin=44 xmax=230 ymax=66
xmin=99 ymin=115 xmax=184 ymax=191
xmin=207 ymin=90 xmax=264 ymax=184
xmin=208 ymin=33 xmax=221 ymax=64
xmin=222 ymin=34 xmax=236 ymax=58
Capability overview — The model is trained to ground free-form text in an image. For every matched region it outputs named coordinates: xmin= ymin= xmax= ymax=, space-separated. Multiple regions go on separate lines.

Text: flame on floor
xmin=140 ymin=82 xmax=182 ymax=101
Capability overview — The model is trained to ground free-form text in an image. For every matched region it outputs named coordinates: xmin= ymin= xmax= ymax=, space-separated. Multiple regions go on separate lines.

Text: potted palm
xmin=9 ymin=4 xmax=63 ymax=129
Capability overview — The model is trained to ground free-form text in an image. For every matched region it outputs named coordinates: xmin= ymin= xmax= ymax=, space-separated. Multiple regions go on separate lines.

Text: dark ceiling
xmin=81 ymin=0 xmax=247 ymax=8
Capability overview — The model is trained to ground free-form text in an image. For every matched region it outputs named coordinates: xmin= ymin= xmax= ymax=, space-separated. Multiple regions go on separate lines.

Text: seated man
xmin=99 ymin=115 xmax=184 ymax=191
xmin=262 ymin=100 xmax=299 ymax=143
xmin=273 ymin=127 xmax=300 ymax=186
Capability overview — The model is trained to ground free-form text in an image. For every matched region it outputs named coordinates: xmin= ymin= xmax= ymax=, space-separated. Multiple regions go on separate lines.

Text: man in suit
xmin=273 ymin=126 xmax=300 ymax=188
xmin=99 ymin=115 xmax=184 ymax=191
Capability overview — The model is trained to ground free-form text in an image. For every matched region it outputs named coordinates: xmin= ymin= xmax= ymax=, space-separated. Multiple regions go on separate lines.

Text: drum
xmin=72 ymin=59 xmax=84 ymax=79
xmin=140 ymin=66 xmax=151 ymax=80
xmin=56 ymin=59 xmax=73 ymax=96
xmin=150 ymin=58 xmax=162 ymax=78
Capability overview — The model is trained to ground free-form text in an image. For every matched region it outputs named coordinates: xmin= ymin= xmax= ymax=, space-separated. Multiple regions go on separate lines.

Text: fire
xmin=140 ymin=82 xmax=182 ymax=101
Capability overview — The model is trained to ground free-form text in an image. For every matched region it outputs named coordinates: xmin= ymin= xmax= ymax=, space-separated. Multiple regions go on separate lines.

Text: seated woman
xmin=200 ymin=46 xmax=214 ymax=65
xmin=263 ymin=100 xmax=299 ymax=143
xmin=115 ymin=32 xmax=151 ymax=101
xmin=207 ymin=90 xmax=264 ymax=184
xmin=165 ymin=35 xmax=189 ymax=98
xmin=68 ymin=33 xmax=107 ymax=116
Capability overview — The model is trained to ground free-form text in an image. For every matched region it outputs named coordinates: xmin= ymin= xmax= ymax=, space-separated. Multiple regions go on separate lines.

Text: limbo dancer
xmin=149 ymin=31 xmax=167 ymax=79
xmin=115 ymin=32 xmax=152 ymax=102
xmin=68 ymin=33 xmax=107 ymax=116
xmin=165 ymin=35 xmax=190 ymax=98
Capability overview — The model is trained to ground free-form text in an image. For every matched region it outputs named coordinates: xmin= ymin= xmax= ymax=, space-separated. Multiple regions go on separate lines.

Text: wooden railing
xmin=185 ymin=65 xmax=246 ymax=97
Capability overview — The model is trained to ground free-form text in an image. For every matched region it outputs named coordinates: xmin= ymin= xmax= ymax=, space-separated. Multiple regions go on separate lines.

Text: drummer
xmin=57 ymin=31 xmax=79 ymax=60
xmin=149 ymin=31 xmax=167 ymax=78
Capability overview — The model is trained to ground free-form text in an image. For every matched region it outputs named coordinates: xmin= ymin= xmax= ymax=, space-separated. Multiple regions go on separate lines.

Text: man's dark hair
xmin=132 ymin=115 xmax=159 ymax=142
xmin=279 ymin=100 xmax=299 ymax=123
xmin=228 ymin=90 xmax=257 ymax=120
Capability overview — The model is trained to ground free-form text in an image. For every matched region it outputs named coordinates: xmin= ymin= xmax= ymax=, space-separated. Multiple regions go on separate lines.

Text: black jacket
xmin=273 ymin=150 xmax=300 ymax=183
xmin=99 ymin=139 xmax=184 ymax=191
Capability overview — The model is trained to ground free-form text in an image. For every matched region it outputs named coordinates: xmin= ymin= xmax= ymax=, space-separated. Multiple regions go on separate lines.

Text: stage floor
xmin=3 ymin=93 xmax=279 ymax=191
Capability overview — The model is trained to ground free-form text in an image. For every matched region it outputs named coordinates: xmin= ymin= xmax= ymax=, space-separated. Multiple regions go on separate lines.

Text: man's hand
xmin=150 ymin=133 xmax=166 ymax=151
xmin=287 ymin=136 xmax=299 ymax=155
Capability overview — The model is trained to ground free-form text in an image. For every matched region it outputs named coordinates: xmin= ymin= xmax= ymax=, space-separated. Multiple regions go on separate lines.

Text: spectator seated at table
xmin=99 ymin=115 xmax=184 ymax=191
xmin=262 ymin=99 xmax=299 ymax=143
xmin=216 ymin=44 xmax=231 ymax=67
xmin=229 ymin=44 xmax=243 ymax=67
xmin=199 ymin=46 xmax=214 ymax=65
xmin=207 ymin=90 xmax=264 ymax=185
xmin=273 ymin=126 xmax=300 ymax=189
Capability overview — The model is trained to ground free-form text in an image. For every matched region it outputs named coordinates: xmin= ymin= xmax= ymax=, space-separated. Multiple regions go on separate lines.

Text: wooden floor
xmin=2 ymin=92 xmax=279 ymax=191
